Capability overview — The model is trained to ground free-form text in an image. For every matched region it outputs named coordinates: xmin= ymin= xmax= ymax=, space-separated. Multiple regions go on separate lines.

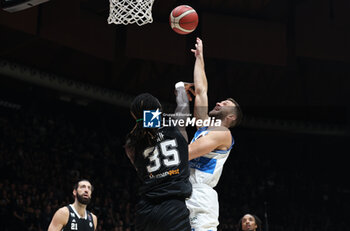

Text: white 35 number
xmin=143 ymin=139 xmax=180 ymax=173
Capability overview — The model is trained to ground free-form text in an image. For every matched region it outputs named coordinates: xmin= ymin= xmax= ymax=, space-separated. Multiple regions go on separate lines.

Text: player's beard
xmin=208 ymin=109 xmax=224 ymax=120
xmin=76 ymin=193 xmax=91 ymax=205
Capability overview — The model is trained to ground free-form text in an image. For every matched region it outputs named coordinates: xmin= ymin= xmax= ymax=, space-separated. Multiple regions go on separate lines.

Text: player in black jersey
xmin=48 ymin=179 xmax=97 ymax=231
xmin=125 ymin=82 xmax=192 ymax=231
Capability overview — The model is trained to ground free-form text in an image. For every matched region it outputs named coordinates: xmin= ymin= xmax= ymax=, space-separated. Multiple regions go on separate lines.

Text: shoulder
xmin=51 ymin=206 xmax=69 ymax=227
xmin=91 ymin=213 xmax=98 ymax=229
xmin=90 ymin=212 xmax=97 ymax=221
xmin=209 ymin=126 xmax=231 ymax=138
xmin=208 ymin=126 xmax=232 ymax=147
xmin=161 ymin=126 xmax=175 ymax=133
xmin=56 ymin=206 xmax=69 ymax=217
xmin=193 ymin=126 xmax=231 ymax=144
xmin=162 ymin=126 xmax=181 ymax=138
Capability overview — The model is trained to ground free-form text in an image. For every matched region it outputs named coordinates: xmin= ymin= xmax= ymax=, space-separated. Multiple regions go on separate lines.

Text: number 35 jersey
xmin=134 ymin=126 xmax=192 ymax=201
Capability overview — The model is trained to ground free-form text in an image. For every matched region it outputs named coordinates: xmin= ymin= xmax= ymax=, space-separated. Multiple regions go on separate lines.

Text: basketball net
xmin=108 ymin=0 xmax=155 ymax=26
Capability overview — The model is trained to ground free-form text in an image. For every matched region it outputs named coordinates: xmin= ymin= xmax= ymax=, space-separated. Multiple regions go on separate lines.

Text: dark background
xmin=1 ymin=0 xmax=349 ymax=230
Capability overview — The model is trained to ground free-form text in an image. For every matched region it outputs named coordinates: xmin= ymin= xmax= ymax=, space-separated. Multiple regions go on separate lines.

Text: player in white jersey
xmin=185 ymin=38 xmax=243 ymax=231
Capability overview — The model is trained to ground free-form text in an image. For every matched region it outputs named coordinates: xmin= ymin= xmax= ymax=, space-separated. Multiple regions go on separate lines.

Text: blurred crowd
xmin=0 ymin=99 xmax=346 ymax=231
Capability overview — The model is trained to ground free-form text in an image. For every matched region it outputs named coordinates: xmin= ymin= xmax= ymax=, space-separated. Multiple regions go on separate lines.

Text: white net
xmin=108 ymin=0 xmax=155 ymax=26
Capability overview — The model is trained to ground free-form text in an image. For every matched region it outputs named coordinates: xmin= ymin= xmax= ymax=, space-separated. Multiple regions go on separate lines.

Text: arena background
xmin=0 ymin=0 xmax=349 ymax=230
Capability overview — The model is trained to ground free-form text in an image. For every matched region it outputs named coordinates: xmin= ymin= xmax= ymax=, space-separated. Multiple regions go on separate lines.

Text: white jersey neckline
xmin=69 ymin=204 xmax=87 ymax=219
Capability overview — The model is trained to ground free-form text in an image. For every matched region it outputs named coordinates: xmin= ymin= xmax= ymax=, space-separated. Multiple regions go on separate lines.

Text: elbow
xmin=195 ymin=86 xmax=207 ymax=96
xmin=188 ymin=145 xmax=198 ymax=160
xmin=188 ymin=146 xmax=193 ymax=160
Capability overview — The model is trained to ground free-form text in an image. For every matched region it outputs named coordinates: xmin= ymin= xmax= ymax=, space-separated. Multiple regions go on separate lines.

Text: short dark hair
xmin=227 ymin=98 xmax=243 ymax=127
xmin=237 ymin=214 xmax=262 ymax=231
xmin=73 ymin=179 xmax=94 ymax=192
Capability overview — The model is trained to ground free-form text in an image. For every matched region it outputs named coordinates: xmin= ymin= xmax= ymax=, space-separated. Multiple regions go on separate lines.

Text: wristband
xmin=175 ymin=81 xmax=185 ymax=89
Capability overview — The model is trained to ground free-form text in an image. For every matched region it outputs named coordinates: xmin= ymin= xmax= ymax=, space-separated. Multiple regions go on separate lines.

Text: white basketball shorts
xmin=186 ymin=184 xmax=219 ymax=231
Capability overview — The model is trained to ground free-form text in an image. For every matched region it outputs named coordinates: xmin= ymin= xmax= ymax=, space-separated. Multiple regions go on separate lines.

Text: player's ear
xmin=73 ymin=189 xmax=77 ymax=197
xmin=227 ymin=113 xmax=236 ymax=121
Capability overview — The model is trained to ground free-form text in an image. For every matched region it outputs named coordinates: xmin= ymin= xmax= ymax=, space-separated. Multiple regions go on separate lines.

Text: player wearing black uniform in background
xmin=48 ymin=179 xmax=97 ymax=231
xmin=125 ymin=82 xmax=192 ymax=231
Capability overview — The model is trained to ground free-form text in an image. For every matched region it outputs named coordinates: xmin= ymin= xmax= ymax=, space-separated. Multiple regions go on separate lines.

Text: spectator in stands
xmin=237 ymin=214 xmax=262 ymax=231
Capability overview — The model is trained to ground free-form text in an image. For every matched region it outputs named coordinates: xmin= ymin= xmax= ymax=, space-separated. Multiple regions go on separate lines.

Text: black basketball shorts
xmin=135 ymin=198 xmax=191 ymax=231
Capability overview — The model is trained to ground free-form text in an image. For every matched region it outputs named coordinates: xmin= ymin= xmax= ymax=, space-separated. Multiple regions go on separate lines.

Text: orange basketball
xmin=169 ymin=5 xmax=199 ymax=35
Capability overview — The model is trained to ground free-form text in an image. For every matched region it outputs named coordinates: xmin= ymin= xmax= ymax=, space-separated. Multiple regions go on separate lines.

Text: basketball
xmin=169 ymin=5 xmax=199 ymax=35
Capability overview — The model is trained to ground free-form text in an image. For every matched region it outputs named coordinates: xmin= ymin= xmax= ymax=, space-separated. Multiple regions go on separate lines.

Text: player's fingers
xmin=184 ymin=82 xmax=194 ymax=89
xmin=185 ymin=87 xmax=193 ymax=93
xmin=187 ymin=92 xmax=192 ymax=101
xmin=188 ymin=88 xmax=196 ymax=96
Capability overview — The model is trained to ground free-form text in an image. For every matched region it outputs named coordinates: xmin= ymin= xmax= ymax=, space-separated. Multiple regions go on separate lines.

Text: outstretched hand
xmin=191 ymin=37 xmax=203 ymax=58
xmin=184 ymin=82 xmax=196 ymax=102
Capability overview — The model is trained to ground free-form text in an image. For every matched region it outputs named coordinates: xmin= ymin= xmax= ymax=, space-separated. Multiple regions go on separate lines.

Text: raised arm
xmin=191 ymin=37 xmax=209 ymax=122
xmin=48 ymin=207 xmax=69 ymax=231
xmin=174 ymin=81 xmax=191 ymax=142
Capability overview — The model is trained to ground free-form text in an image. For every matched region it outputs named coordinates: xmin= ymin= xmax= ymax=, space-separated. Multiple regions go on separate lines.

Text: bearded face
xmin=208 ymin=107 xmax=225 ymax=120
xmin=208 ymin=100 xmax=236 ymax=120
xmin=74 ymin=180 xmax=92 ymax=205
xmin=76 ymin=191 xmax=91 ymax=205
